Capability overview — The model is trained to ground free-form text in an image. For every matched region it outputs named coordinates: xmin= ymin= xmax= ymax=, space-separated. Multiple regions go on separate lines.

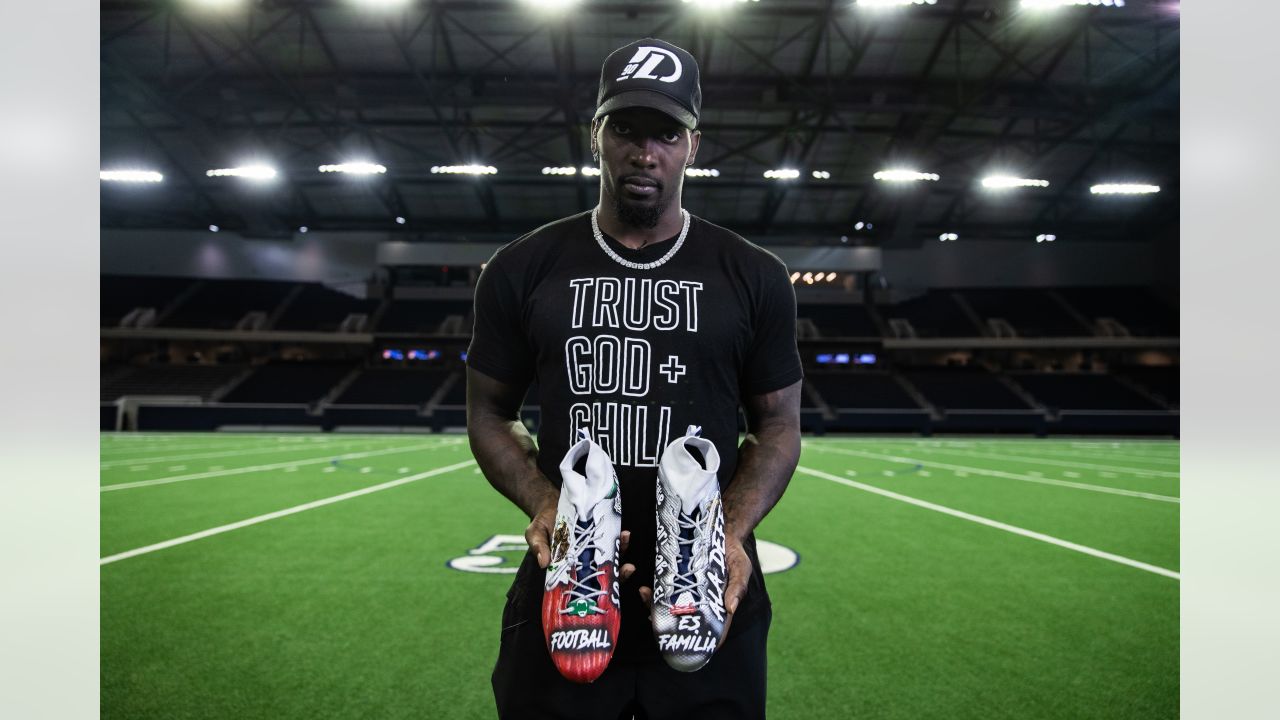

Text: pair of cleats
xmin=542 ymin=426 xmax=728 ymax=683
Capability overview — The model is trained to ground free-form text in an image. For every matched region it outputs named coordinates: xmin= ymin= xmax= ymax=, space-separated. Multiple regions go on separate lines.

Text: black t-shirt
xmin=467 ymin=210 xmax=803 ymax=661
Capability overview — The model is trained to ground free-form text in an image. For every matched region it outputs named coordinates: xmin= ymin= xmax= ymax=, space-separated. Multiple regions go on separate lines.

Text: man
xmin=466 ymin=37 xmax=802 ymax=719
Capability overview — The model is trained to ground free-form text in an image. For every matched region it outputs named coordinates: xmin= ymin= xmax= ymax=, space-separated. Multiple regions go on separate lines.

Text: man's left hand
xmin=721 ymin=534 xmax=753 ymax=637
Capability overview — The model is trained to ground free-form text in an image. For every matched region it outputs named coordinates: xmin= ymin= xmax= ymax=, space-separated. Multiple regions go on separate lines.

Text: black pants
xmin=492 ymin=610 xmax=771 ymax=719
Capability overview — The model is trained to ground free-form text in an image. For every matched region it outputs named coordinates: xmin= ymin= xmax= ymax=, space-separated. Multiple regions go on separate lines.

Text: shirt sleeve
xmin=466 ymin=250 xmax=535 ymax=388
xmin=740 ymin=257 xmax=805 ymax=396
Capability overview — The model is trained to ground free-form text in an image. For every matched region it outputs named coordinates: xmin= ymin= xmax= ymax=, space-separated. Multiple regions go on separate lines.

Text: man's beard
xmin=609 ymin=179 xmax=669 ymax=230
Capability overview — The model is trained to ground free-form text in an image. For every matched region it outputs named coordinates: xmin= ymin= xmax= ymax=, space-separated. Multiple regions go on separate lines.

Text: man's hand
xmin=524 ymin=500 xmax=559 ymax=569
xmin=721 ymin=534 xmax=753 ymax=637
xmin=526 ymin=502 xmax=637 ymax=584
xmin=636 ymin=535 xmax=752 ymax=633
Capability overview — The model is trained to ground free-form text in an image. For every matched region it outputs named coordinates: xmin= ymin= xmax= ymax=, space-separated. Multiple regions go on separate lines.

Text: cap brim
xmin=594 ymin=90 xmax=697 ymax=130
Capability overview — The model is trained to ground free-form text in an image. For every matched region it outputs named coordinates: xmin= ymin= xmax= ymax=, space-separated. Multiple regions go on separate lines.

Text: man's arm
xmin=722 ymin=379 xmax=803 ymax=615
xmin=467 ymin=367 xmax=636 ymax=575
xmin=636 ymin=378 xmax=802 ymax=620
xmin=466 ymin=367 xmax=560 ymax=567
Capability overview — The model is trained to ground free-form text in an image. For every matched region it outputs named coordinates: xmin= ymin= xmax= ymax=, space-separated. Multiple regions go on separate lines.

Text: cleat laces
xmin=559 ymin=513 xmax=609 ymax=617
xmin=668 ymin=507 xmax=712 ymax=612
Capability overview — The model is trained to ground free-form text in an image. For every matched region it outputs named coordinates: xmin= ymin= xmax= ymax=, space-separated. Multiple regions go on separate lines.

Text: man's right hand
xmin=525 ymin=500 xmax=559 ymax=569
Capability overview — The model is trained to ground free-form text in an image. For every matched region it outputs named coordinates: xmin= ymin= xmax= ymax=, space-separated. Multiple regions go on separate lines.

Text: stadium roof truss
xmin=101 ymin=0 xmax=1179 ymax=246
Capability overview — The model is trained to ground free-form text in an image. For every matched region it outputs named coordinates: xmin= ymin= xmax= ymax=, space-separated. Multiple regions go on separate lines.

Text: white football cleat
xmin=652 ymin=425 xmax=728 ymax=672
xmin=541 ymin=428 xmax=623 ymax=683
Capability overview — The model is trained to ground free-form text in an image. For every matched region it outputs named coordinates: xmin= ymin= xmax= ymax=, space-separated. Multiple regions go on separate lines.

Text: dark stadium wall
xmin=102 ymin=229 xmax=1167 ymax=290
xmin=880 ymin=239 xmax=1165 ymax=289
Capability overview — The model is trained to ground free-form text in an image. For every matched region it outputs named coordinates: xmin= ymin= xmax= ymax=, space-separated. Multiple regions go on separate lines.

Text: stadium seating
xmin=904 ymin=367 xmax=1031 ymax=410
xmin=438 ymin=373 xmax=468 ymax=405
xmin=805 ymin=372 xmax=919 ymax=409
xmin=273 ymin=284 xmax=380 ymax=332
xmin=797 ymin=304 xmax=880 ymax=338
xmin=102 ymin=364 xmax=245 ymax=401
xmin=333 ymin=367 xmax=453 ymax=405
xmin=959 ymin=289 xmax=1091 ymax=337
xmin=161 ymin=279 xmax=297 ymax=330
xmin=1116 ymin=365 xmax=1179 ymax=407
xmin=101 ymin=275 xmax=192 ymax=326
xmin=220 ymin=361 xmax=355 ymax=404
xmin=1010 ymin=372 xmax=1163 ymax=411
xmin=879 ymin=291 xmax=982 ymax=337
xmin=1058 ymin=287 xmax=1178 ymax=336
xmin=376 ymin=299 xmax=474 ymax=334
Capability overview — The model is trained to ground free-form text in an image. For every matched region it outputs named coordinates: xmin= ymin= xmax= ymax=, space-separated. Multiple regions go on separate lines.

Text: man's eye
xmin=613 ymin=123 xmax=631 ymax=134
xmin=662 ymin=132 xmax=681 ymax=143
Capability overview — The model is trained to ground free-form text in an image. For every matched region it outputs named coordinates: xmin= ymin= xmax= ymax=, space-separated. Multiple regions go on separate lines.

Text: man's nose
xmin=628 ymin=139 xmax=658 ymax=168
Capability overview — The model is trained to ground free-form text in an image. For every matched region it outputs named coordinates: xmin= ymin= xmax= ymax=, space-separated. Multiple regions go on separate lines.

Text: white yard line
xmin=100 ymin=460 xmax=476 ymax=565
xmin=909 ymin=448 xmax=1180 ymax=478
xmin=803 ymin=444 xmax=1179 ymax=503
xmin=100 ymin=438 xmax=398 ymax=468
xmin=100 ymin=439 xmax=462 ymax=492
xmin=1023 ymin=449 xmax=1179 ymax=465
xmin=825 ymin=439 xmax=1180 ymax=463
xmin=822 ymin=439 xmax=1179 ymax=478
xmin=100 ymin=437 xmax=327 ymax=454
xmin=923 ymin=445 xmax=1182 ymax=466
xmin=795 ymin=466 xmax=1179 ymax=580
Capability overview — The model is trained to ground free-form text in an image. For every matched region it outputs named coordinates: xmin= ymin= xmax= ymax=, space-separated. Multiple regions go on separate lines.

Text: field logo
xmin=446 ymin=534 xmax=529 ymax=574
xmin=448 ymin=534 xmax=798 ymax=575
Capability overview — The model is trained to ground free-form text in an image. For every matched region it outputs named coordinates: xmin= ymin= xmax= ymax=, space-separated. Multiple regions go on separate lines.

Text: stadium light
xmin=874 ymin=168 xmax=940 ymax=183
xmin=101 ymin=169 xmax=163 ymax=183
xmin=1022 ymin=0 xmax=1126 ymax=8
xmin=206 ymin=165 xmax=277 ymax=181
xmin=1035 ymin=234 xmax=1057 ymax=243
xmin=542 ymin=166 xmax=578 ymax=176
xmin=298 ymin=226 xmax=308 ymax=234
xmin=811 ymin=170 xmax=831 ymax=180
xmin=682 ymin=0 xmax=760 ymax=9
xmin=764 ymin=168 xmax=801 ymax=180
xmin=981 ymin=175 xmax=1049 ymax=189
xmin=790 ymin=272 xmax=801 ymax=283
xmin=519 ymin=0 xmax=580 ymax=11
xmin=581 ymin=167 xmax=602 ymax=177
xmin=208 ymin=225 xmax=220 ymax=232
xmin=431 ymin=164 xmax=497 ymax=175
xmin=857 ymin=0 xmax=938 ymax=7
xmin=1090 ymin=183 xmax=1160 ymax=195
xmin=395 ymin=216 xmax=406 ymax=224
xmin=938 ymin=232 xmax=959 ymax=242
xmin=685 ymin=167 xmax=721 ymax=178
xmin=318 ymin=162 xmax=386 ymax=175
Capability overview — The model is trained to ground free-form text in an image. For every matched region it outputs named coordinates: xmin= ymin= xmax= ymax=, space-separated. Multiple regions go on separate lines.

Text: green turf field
xmin=101 ymin=433 xmax=1178 ymax=719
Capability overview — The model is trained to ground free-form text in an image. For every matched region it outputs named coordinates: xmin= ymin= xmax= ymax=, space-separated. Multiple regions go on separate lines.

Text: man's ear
xmin=590 ymin=118 xmax=602 ymax=157
xmin=686 ymin=129 xmax=702 ymax=166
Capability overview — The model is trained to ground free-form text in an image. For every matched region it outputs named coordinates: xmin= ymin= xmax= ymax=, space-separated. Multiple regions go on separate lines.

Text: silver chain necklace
xmin=591 ymin=206 xmax=691 ymax=271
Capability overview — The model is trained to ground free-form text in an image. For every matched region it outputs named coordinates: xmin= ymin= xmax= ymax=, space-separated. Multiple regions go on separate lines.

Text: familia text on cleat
xmin=541 ymin=428 xmax=623 ymax=683
xmin=652 ymin=425 xmax=729 ymax=672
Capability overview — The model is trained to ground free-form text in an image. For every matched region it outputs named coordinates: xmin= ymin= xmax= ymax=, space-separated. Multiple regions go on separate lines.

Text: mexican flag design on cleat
xmin=541 ymin=428 xmax=623 ymax=683
xmin=653 ymin=425 xmax=728 ymax=672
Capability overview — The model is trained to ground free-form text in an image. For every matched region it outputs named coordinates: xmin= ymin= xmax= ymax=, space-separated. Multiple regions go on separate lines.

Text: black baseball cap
xmin=594 ymin=38 xmax=702 ymax=130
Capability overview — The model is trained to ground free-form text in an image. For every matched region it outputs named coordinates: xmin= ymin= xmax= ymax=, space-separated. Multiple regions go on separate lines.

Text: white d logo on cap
xmin=616 ymin=46 xmax=683 ymax=84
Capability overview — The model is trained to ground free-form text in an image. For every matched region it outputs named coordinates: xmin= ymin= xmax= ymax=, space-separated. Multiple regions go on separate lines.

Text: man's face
xmin=593 ymin=107 xmax=701 ymax=230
